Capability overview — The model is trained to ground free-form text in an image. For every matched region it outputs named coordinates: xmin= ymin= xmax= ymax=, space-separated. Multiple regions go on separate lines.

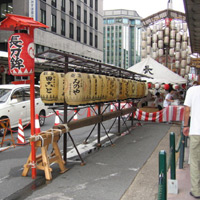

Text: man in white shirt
xmin=163 ymin=89 xmax=175 ymax=108
xmin=183 ymin=85 xmax=200 ymax=198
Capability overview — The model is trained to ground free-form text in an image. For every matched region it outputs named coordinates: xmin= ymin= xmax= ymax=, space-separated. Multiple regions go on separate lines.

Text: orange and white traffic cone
xmin=110 ymin=104 xmax=114 ymax=112
xmin=54 ymin=110 xmax=60 ymax=126
xmin=73 ymin=109 xmax=78 ymax=121
xmin=87 ymin=107 xmax=91 ymax=118
xmin=35 ymin=114 xmax=41 ymax=135
xmin=17 ymin=119 xmax=28 ymax=145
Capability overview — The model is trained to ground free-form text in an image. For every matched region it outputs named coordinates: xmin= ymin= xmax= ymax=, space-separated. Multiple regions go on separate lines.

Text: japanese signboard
xmin=8 ymin=33 xmax=34 ymax=76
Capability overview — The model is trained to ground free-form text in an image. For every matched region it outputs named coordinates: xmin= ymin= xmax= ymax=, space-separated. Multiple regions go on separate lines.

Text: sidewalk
xmin=168 ymin=145 xmax=192 ymax=200
xmin=121 ymin=123 xmax=192 ymax=200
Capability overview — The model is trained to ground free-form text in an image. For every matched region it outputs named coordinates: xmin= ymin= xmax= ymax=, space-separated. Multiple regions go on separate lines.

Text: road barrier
xmin=158 ymin=131 xmax=184 ymax=199
xmin=0 ymin=118 xmax=15 ymax=148
xmin=22 ymin=124 xmax=69 ymax=180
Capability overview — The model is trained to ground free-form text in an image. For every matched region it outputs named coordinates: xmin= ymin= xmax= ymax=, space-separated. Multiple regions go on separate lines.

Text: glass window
xmin=77 ymin=26 xmax=81 ymax=42
xmin=84 ymin=10 xmax=87 ymax=24
xmin=11 ymin=89 xmax=24 ymax=102
xmin=95 ymin=35 xmax=98 ymax=48
xmin=51 ymin=14 xmax=56 ymax=32
xmin=77 ymin=5 xmax=81 ymax=20
xmin=90 ymin=13 xmax=93 ymax=27
xmin=61 ymin=0 xmax=65 ymax=12
xmin=70 ymin=22 xmax=74 ymax=39
xmin=90 ymin=0 xmax=93 ymax=8
xmin=95 ymin=0 xmax=98 ymax=11
xmin=24 ymin=88 xmax=30 ymax=101
xmin=41 ymin=9 xmax=46 ymax=25
xmin=123 ymin=18 xmax=129 ymax=24
xmin=35 ymin=87 xmax=40 ymax=98
xmin=116 ymin=18 xmax=122 ymax=23
xmin=90 ymin=32 xmax=93 ymax=46
xmin=51 ymin=0 xmax=56 ymax=7
xmin=135 ymin=20 xmax=141 ymax=25
xmin=0 ymin=2 xmax=13 ymax=20
xmin=70 ymin=0 xmax=74 ymax=16
xmin=61 ymin=19 xmax=65 ymax=36
xmin=95 ymin=17 xmax=98 ymax=30
xmin=84 ymin=30 xmax=87 ymax=44
xmin=0 ymin=89 xmax=11 ymax=103
xmin=84 ymin=0 xmax=87 ymax=4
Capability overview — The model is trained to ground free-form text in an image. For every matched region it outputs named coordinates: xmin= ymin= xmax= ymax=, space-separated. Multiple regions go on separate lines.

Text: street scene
xmin=0 ymin=0 xmax=199 ymax=200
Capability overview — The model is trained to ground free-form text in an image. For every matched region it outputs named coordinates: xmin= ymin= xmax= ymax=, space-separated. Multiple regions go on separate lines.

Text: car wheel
xmin=39 ymin=111 xmax=45 ymax=127
xmin=0 ymin=117 xmax=9 ymax=137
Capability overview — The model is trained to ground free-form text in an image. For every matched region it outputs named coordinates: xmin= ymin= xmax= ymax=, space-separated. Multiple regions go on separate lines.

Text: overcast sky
xmin=103 ymin=0 xmax=185 ymax=18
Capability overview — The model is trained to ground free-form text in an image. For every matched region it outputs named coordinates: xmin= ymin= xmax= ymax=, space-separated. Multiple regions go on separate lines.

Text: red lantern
xmin=173 ymin=84 xmax=179 ymax=90
xmin=164 ymin=84 xmax=170 ymax=90
xmin=148 ymin=83 xmax=152 ymax=89
xmin=8 ymin=33 xmax=34 ymax=76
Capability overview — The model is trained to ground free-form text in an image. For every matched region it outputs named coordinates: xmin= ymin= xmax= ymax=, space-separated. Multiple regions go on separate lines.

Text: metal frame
xmin=36 ymin=49 xmax=146 ymax=164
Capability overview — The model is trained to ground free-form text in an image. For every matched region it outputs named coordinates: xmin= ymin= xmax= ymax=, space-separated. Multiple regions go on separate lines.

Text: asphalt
xmin=1 ymin=121 xmax=192 ymax=200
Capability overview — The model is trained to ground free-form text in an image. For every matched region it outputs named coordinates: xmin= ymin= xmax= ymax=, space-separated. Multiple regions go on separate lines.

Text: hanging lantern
xmin=173 ymin=84 xmax=179 ymax=90
xmin=155 ymin=83 xmax=160 ymax=89
xmin=8 ymin=33 xmax=34 ymax=76
xmin=148 ymin=82 xmax=152 ymax=89
xmin=164 ymin=84 xmax=170 ymax=90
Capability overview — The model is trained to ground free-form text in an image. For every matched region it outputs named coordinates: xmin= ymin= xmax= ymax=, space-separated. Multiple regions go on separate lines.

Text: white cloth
xmin=184 ymin=85 xmax=200 ymax=135
xmin=163 ymin=93 xmax=173 ymax=108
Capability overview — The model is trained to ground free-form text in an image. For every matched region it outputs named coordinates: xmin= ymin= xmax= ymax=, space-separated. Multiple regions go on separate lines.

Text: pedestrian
xmin=183 ymin=84 xmax=200 ymax=198
xmin=163 ymin=88 xmax=175 ymax=108
xmin=153 ymin=92 xmax=163 ymax=110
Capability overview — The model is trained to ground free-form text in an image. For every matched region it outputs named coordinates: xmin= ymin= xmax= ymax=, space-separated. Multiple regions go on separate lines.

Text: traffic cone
xmin=54 ymin=110 xmax=60 ymax=126
xmin=87 ymin=107 xmax=91 ymax=117
xmin=35 ymin=114 xmax=41 ymax=135
xmin=73 ymin=109 xmax=78 ymax=121
xmin=17 ymin=119 xmax=28 ymax=145
xmin=110 ymin=104 xmax=114 ymax=112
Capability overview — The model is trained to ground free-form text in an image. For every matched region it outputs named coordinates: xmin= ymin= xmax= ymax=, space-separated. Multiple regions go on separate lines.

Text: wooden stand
xmin=22 ymin=129 xmax=68 ymax=180
xmin=0 ymin=118 xmax=15 ymax=147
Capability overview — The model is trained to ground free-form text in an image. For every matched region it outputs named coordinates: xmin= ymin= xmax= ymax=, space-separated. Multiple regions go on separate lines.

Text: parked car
xmin=0 ymin=84 xmax=49 ymax=136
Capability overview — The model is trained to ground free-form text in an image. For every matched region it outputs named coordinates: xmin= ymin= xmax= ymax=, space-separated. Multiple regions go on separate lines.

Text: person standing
xmin=163 ymin=89 xmax=175 ymax=108
xmin=183 ymin=85 xmax=200 ymax=198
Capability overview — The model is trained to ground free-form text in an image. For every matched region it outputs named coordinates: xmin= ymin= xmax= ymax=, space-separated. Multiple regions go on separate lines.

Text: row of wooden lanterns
xmin=40 ymin=71 xmax=148 ymax=106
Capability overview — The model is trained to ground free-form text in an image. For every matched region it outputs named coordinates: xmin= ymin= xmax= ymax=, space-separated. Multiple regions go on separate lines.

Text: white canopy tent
xmin=128 ymin=56 xmax=187 ymax=84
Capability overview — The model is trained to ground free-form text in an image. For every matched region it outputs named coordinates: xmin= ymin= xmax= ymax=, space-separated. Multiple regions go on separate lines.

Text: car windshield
xmin=0 ymin=89 xmax=12 ymax=103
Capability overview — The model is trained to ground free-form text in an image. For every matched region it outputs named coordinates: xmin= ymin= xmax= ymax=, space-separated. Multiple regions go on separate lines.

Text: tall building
xmin=0 ymin=0 xmax=103 ymax=84
xmin=103 ymin=9 xmax=142 ymax=69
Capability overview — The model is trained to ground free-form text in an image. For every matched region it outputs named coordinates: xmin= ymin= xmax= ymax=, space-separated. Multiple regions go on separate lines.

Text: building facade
xmin=0 ymin=0 xmax=103 ymax=83
xmin=103 ymin=9 xmax=142 ymax=69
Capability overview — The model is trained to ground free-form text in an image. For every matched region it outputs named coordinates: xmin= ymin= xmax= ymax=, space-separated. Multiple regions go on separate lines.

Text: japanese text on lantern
xmin=9 ymin=35 xmax=24 ymax=70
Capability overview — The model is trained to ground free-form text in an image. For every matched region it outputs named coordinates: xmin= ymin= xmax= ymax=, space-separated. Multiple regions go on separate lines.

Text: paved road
xmin=0 ymin=117 xmax=172 ymax=200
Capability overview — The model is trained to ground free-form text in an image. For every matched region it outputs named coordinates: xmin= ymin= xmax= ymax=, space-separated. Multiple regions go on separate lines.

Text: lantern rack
xmin=36 ymin=49 xmax=149 ymax=163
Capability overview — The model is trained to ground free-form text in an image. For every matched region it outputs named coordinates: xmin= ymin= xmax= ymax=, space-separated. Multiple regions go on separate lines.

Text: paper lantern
xmin=148 ymin=82 xmax=152 ymax=89
xmin=176 ymin=33 xmax=181 ymax=42
xmin=173 ymin=84 xmax=179 ymax=90
xmin=164 ymin=84 xmax=170 ymax=90
xmin=8 ymin=33 xmax=34 ymax=76
xmin=155 ymin=83 xmax=160 ymax=89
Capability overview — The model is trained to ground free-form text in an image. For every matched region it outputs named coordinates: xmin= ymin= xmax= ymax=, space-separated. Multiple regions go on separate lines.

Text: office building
xmin=0 ymin=0 xmax=103 ymax=83
xmin=103 ymin=9 xmax=142 ymax=69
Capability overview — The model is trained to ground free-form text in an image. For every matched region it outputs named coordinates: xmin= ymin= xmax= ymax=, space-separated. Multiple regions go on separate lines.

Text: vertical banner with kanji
xmin=8 ymin=33 xmax=35 ymax=76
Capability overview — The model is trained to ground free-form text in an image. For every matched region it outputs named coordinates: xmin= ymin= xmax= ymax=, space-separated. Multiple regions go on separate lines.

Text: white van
xmin=0 ymin=84 xmax=49 ymax=136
